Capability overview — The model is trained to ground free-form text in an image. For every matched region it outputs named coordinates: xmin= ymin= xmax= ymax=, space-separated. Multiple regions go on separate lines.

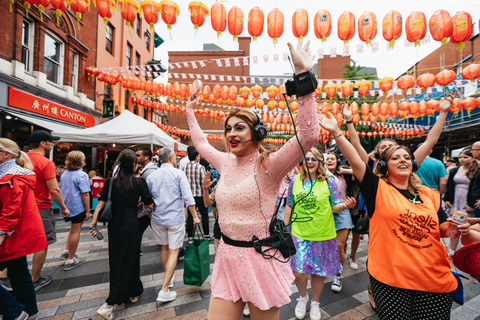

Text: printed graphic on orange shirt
xmin=397 ymin=208 xmax=437 ymax=243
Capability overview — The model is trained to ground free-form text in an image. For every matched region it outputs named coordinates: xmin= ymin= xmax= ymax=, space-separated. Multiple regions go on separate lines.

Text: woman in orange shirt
xmin=318 ymin=109 xmax=474 ymax=319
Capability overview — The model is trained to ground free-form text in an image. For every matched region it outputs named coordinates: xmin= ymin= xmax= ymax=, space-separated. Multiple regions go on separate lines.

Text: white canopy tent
xmin=52 ymin=110 xmax=187 ymax=151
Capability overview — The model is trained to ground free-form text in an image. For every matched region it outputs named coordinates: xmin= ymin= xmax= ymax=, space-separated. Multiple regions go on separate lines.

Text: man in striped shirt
xmin=183 ymin=147 xmax=212 ymax=242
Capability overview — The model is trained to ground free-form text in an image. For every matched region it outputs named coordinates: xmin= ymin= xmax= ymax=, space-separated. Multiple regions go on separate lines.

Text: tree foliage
xmin=342 ymin=59 xmax=376 ymax=81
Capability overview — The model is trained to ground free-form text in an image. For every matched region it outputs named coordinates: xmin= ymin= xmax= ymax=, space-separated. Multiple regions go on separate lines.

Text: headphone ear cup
xmin=252 ymin=112 xmax=267 ymax=141
xmin=374 ymin=150 xmax=380 ymax=160
xmin=411 ymin=159 xmax=418 ymax=172
xmin=377 ymin=160 xmax=388 ymax=175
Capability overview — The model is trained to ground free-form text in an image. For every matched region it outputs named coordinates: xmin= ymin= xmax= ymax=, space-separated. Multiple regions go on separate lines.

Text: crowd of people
xmin=1 ymin=39 xmax=480 ymax=320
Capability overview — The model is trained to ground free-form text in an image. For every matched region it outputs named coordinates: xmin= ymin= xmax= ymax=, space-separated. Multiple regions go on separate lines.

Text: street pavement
xmin=22 ymin=215 xmax=480 ymax=320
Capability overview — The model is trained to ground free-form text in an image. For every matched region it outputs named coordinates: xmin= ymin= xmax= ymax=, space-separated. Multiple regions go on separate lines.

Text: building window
xmin=125 ymin=90 xmax=129 ymax=109
xmin=71 ymin=52 xmax=79 ymax=93
xmin=136 ymin=14 xmax=141 ymax=37
xmin=126 ymin=43 xmax=132 ymax=67
xmin=106 ymin=23 xmax=114 ymax=55
xmin=44 ymin=33 xmax=63 ymax=85
xmin=22 ymin=20 xmax=34 ymax=72
xmin=135 ymin=53 xmax=140 ymax=66
xmin=145 ymin=32 xmax=151 ymax=51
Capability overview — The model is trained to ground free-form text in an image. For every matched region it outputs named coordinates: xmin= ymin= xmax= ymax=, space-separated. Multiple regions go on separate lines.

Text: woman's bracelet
xmin=345 ymin=120 xmax=353 ymax=124
xmin=335 ymin=132 xmax=343 ymax=138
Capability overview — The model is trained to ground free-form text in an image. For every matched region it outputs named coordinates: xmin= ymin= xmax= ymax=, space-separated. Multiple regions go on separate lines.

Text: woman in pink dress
xmin=186 ymin=40 xmax=319 ymax=320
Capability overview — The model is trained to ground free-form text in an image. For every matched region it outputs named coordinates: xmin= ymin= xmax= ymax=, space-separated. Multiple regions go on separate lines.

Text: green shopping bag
xmin=183 ymin=226 xmax=210 ymax=286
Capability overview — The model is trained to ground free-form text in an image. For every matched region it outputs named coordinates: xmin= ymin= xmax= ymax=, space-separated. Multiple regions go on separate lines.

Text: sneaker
xmin=331 ymin=275 xmax=342 ymax=292
xmin=349 ymin=257 xmax=359 ymax=270
xmin=178 ymin=247 xmax=185 ymax=260
xmin=310 ymin=301 xmax=321 ymax=320
xmin=168 ymin=275 xmax=175 ymax=288
xmin=97 ymin=303 xmax=114 ymax=320
xmin=205 ymin=234 xmax=214 ymax=241
xmin=188 ymin=237 xmax=194 ymax=244
xmin=140 ymin=250 xmax=143 ymax=256
xmin=243 ymin=303 xmax=250 ymax=316
xmin=59 ymin=253 xmax=78 ymax=260
xmin=33 ymin=275 xmax=52 ymax=292
xmin=0 ymin=277 xmax=13 ymax=292
xmin=63 ymin=257 xmax=86 ymax=271
xmin=28 ymin=314 xmax=39 ymax=320
xmin=156 ymin=289 xmax=177 ymax=302
xmin=295 ymin=293 xmax=309 ymax=320
xmin=14 ymin=311 xmax=29 ymax=320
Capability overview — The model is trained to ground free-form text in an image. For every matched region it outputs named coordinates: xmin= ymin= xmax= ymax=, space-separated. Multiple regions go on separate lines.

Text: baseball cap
xmin=29 ymin=130 xmax=60 ymax=143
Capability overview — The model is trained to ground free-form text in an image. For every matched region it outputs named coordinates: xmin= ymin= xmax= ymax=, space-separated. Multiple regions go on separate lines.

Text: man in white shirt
xmin=147 ymin=147 xmax=200 ymax=303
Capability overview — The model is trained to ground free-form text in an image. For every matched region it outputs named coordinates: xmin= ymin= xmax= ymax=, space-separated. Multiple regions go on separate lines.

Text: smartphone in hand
xmin=90 ymin=226 xmax=104 ymax=240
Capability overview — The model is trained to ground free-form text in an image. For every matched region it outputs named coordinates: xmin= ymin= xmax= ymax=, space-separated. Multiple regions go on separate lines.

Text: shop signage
xmin=102 ymin=100 xmax=114 ymax=118
xmin=91 ymin=179 xmax=106 ymax=198
xmin=8 ymin=87 xmax=95 ymax=127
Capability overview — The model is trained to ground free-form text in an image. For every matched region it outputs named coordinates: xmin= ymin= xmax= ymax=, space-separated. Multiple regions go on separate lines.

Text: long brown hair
xmin=224 ymin=108 xmax=276 ymax=168
xmin=374 ymin=145 xmax=423 ymax=195
xmin=460 ymin=147 xmax=479 ymax=180
xmin=299 ymin=147 xmax=328 ymax=181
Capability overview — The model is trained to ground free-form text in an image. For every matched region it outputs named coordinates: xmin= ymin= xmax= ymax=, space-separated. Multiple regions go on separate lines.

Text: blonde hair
xmin=224 ymin=108 xmax=276 ymax=168
xmin=299 ymin=147 xmax=328 ymax=181
xmin=373 ymin=145 xmax=423 ymax=195
xmin=65 ymin=151 xmax=86 ymax=171
xmin=0 ymin=138 xmax=33 ymax=170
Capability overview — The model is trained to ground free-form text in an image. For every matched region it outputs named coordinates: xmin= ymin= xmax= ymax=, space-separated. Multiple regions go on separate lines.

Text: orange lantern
xmin=188 ymin=1 xmax=209 ymax=32
xmin=211 ymin=1 xmax=226 ymax=38
xmin=324 ymin=84 xmax=338 ymax=100
xmin=290 ymin=101 xmax=298 ymax=113
xmin=382 ymin=10 xmax=402 ymax=47
xmin=429 ymin=10 xmax=452 ymax=46
xmin=221 ymin=85 xmax=229 ymax=101
xmin=229 ymin=86 xmax=238 ymax=100
xmin=159 ymin=0 xmax=180 ymax=32
xmin=141 ymin=1 xmax=160 ymax=31
xmin=245 ymin=98 xmax=255 ymax=108
xmin=405 ymin=11 xmax=427 ymax=46
xmin=371 ymin=103 xmax=380 ymax=116
xmin=256 ymin=100 xmax=265 ymax=110
xmin=358 ymin=11 xmax=377 ymax=45
xmin=360 ymin=103 xmax=370 ymax=117
xmin=461 ymin=64 xmax=480 ymax=81
xmin=268 ymin=100 xmax=278 ymax=111
xmin=50 ymin=0 xmax=67 ymax=27
xmin=418 ymin=101 xmax=427 ymax=118
xmin=267 ymin=8 xmax=284 ymax=45
xmin=397 ymin=75 xmax=415 ymax=91
xmin=338 ymin=11 xmax=355 ymax=45
xmin=235 ymin=98 xmax=244 ymax=107
xmin=96 ymin=0 xmax=115 ymax=25
xmin=351 ymin=102 xmax=359 ymax=115
xmin=172 ymin=82 xmax=181 ymax=97
xmin=331 ymin=103 xmax=340 ymax=116
xmin=463 ymin=97 xmax=477 ymax=116
xmin=119 ymin=0 xmax=139 ymax=29
xmin=410 ymin=101 xmax=419 ymax=118
xmin=314 ymin=10 xmax=331 ymax=43
xmin=292 ymin=8 xmax=309 ymax=40
xmin=68 ymin=0 xmax=88 ymax=29
xmin=321 ymin=102 xmax=329 ymax=115
xmin=340 ymin=82 xmax=354 ymax=99
xmin=227 ymin=6 xmax=243 ymax=42
xmin=213 ymin=85 xmax=222 ymax=100
xmin=278 ymin=101 xmax=287 ymax=111
xmin=380 ymin=102 xmax=388 ymax=116
xmin=399 ymin=101 xmax=410 ymax=112
xmin=251 ymin=85 xmax=262 ymax=100
xmin=248 ymin=7 xmax=264 ymax=41
xmin=450 ymin=11 xmax=473 ymax=50
xmin=202 ymin=85 xmax=211 ymax=98
xmin=388 ymin=102 xmax=398 ymax=117
xmin=239 ymin=86 xmax=251 ymax=99
xmin=416 ymin=73 xmax=435 ymax=88
xmin=378 ymin=77 xmax=394 ymax=97
xmin=353 ymin=113 xmax=360 ymax=124
xmin=357 ymin=81 xmax=371 ymax=97
xmin=266 ymin=86 xmax=278 ymax=100
xmin=435 ymin=69 xmax=456 ymax=86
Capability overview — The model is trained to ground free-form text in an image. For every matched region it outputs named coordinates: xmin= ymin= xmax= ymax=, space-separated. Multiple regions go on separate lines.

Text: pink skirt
xmin=211 ymin=239 xmax=295 ymax=310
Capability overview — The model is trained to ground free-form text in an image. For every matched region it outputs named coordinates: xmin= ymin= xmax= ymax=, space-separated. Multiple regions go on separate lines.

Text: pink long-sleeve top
xmin=187 ymin=93 xmax=319 ymax=241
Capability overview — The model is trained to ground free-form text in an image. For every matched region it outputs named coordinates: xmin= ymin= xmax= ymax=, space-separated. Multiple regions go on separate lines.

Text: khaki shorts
xmin=39 ymin=208 xmax=56 ymax=245
xmin=151 ymin=221 xmax=185 ymax=249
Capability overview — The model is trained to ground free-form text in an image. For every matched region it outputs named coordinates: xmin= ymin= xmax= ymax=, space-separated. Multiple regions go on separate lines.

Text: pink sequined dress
xmin=186 ymin=93 xmax=319 ymax=310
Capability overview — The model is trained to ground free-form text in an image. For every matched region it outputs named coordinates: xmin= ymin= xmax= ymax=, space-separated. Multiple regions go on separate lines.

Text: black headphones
xmin=376 ymin=147 xmax=418 ymax=175
xmin=374 ymin=149 xmax=381 ymax=160
xmin=252 ymin=112 xmax=267 ymax=142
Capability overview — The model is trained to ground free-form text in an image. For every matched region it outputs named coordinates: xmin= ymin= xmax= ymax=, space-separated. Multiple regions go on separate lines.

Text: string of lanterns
xmin=13 ymin=0 xmax=477 ymax=50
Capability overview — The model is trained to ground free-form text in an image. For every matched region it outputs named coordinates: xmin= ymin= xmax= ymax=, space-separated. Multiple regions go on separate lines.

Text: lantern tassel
xmin=24 ymin=2 xmax=30 ymax=18
xmin=457 ymin=42 xmax=465 ymax=50
xmin=76 ymin=13 xmax=82 ymax=30
xmin=39 ymin=5 xmax=45 ymax=21
xmin=389 ymin=40 xmax=395 ymax=48
xmin=253 ymin=36 xmax=257 ymax=42
xmin=322 ymin=37 xmax=326 ymax=43
xmin=9 ymin=0 xmax=13 ymax=12
xmin=56 ymin=9 xmax=62 ymax=27
xmin=415 ymin=40 xmax=420 ymax=47
xmin=168 ymin=24 xmax=172 ymax=40
xmin=272 ymin=38 xmax=277 ymax=47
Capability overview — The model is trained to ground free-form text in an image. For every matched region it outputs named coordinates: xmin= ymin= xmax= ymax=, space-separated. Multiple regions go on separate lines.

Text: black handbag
xmin=98 ymin=178 xmax=114 ymax=223
xmin=356 ymin=216 xmax=369 ymax=234
xmin=267 ymin=214 xmax=297 ymax=260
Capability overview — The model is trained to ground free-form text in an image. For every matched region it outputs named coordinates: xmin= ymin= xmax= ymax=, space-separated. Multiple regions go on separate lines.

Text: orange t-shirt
xmin=368 ymin=179 xmax=457 ymax=293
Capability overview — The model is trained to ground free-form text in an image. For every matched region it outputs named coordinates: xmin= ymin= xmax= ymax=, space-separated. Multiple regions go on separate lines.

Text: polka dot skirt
xmin=370 ymin=275 xmax=454 ymax=320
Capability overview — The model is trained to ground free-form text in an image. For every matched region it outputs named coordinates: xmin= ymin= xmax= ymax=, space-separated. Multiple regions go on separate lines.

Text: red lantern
xmin=292 ymin=8 xmax=308 ymax=40
xmin=416 ymin=73 xmax=435 ymax=88
xmin=141 ymin=1 xmax=160 ymax=31
xmin=50 ymin=0 xmax=67 ymax=27
xmin=251 ymin=85 xmax=262 ymax=99
xmin=314 ymin=10 xmax=331 ymax=43
xmin=245 ymin=99 xmax=255 ymax=108
xmin=435 ymin=69 xmax=456 ymax=86
xmin=267 ymin=8 xmax=284 ymax=45
xmin=378 ymin=77 xmax=394 ymax=97
xmin=213 ymin=85 xmax=222 ymax=100
xmin=290 ymin=101 xmax=298 ymax=113
xmin=229 ymin=86 xmax=238 ymax=101
xmin=324 ymin=84 xmax=338 ymax=99
xmin=211 ymin=1 xmax=226 ymax=38
xmin=338 ymin=11 xmax=355 ymax=45
xmin=429 ymin=10 xmax=452 ymax=45
xmin=69 ymin=0 xmax=88 ymax=29
xmin=388 ymin=102 xmax=398 ymax=117
xmin=188 ymin=1 xmax=209 ymax=32
xmin=397 ymin=75 xmax=415 ymax=91
xmin=358 ymin=11 xmax=377 ymax=45
xmin=340 ymin=82 xmax=353 ymax=98
xmin=405 ymin=11 xmax=427 ymax=46
xmin=357 ymin=81 xmax=371 ymax=97
xmin=268 ymin=100 xmax=278 ymax=111
xmin=119 ymin=0 xmax=139 ymax=29
xmin=227 ymin=6 xmax=243 ymax=42
xmin=239 ymin=87 xmax=250 ymax=99
xmin=159 ymin=0 xmax=180 ymax=32
xmin=248 ymin=7 xmax=264 ymax=41
xmin=256 ymin=100 xmax=265 ymax=110
xmin=382 ymin=10 xmax=402 ymax=47
xmin=461 ymin=64 xmax=480 ymax=81
xmin=266 ymin=86 xmax=278 ymax=100
xmin=96 ymin=0 xmax=115 ymax=25
xmin=450 ymin=11 xmax=473 ymax=50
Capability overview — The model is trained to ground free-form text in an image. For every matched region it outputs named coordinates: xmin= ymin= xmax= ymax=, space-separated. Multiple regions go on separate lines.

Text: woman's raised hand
xmin=342 ymin=104 xmax=352 ymax=121
xmin=287 ymin=39 xmax=315 ymax=75
xmin=203 ymin=171 xmax=216 ymax=190
xmin=186 ymin=95 xmax=200 ymax=110
xmin=439 ymin=90 xmax=457 ymax=113
xmin=318 ymin=113 xmax=340 ymax=134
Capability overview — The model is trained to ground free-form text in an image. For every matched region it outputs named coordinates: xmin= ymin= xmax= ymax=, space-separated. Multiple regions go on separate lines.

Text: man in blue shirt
xmin=147 ymin=147 xmax=200 ymax=303
xmin=416 ymin=146 xmax=447 ymax=194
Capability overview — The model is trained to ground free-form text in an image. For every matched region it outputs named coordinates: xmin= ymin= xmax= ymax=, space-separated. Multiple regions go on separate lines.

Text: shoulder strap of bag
xmin=107 ymin=178 xmax=114 ymax=201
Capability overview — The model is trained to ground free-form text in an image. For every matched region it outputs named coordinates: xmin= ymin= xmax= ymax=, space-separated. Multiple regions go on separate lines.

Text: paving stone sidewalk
xmin=18 ymin=216 xmax=480 ymax=320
